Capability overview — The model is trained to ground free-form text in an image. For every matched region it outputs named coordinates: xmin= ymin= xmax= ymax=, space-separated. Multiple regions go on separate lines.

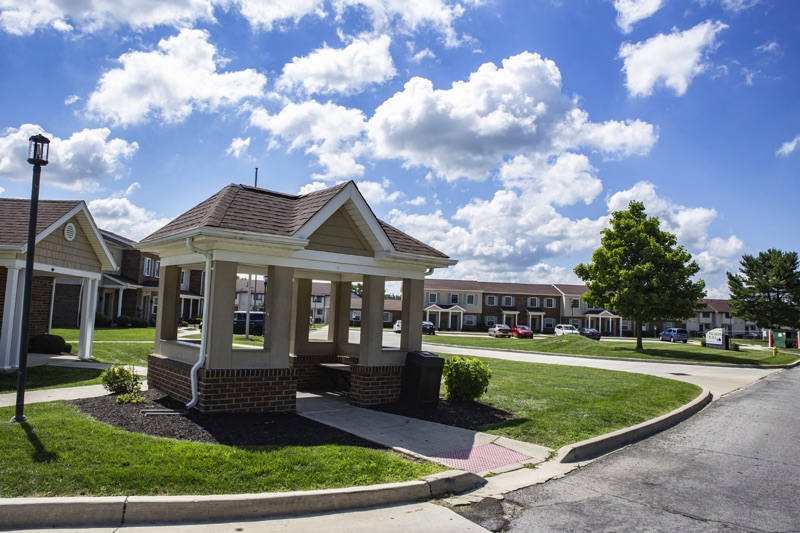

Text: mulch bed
xmin=73 ymin=389 xmax=516 ymax=447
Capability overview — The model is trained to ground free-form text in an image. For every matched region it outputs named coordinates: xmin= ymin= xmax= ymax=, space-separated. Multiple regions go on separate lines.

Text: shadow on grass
xmin=605 ymin=345 xmax=785 ymax=365
xmin=0 ymin=367 xmax=104 ymax=394
xmin=20 ymin=422 xmax=59 ymax=463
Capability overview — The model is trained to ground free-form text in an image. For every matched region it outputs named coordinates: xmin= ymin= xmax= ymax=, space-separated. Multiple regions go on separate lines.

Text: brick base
xmin=290 ymin=353 xmax=337 ymax=390
xmin=147 ymin=355 xmax=297 ymax=413
xmin=350 ymin=365 xmax=404 ymax=407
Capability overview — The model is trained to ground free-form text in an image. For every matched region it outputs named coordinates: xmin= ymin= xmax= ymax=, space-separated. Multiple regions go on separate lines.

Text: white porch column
xmin=400 ymin=278 xmax=424 ymax=353
xmin=78 ymin=278 xmax=98 ymax=360
xmin=289 ymin=278 xmax=312 ymax=354
xmin=0 ymin=266 xmax=23 ymax=369
xmin=358 ymin=275 xmax=385 ymax=366
xmin=264 ymin=265 xmax=293 ymax=360
xmin=117 ymin=288 xmax=124 ymax=318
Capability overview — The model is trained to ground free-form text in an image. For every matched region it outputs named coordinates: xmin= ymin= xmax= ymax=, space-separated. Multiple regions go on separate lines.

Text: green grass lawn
xmin=470 ymin=356 xmax=701 ymax=448
xmin=0 ymin=402 xmax=442 ymax=497
xmin=52 ymin=327 xmax=156 ymax=342
xmin=0 ymin=367 xmax=104 ymax=394
xmin=426 ymin=334 xmax=799 ymax=366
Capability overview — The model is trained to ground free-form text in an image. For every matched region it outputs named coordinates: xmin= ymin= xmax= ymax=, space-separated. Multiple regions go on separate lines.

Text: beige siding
xmin=306 ymin=208 xmax=373 ymax=257
xmin=36 ymin=217 xmax=102 ymax=273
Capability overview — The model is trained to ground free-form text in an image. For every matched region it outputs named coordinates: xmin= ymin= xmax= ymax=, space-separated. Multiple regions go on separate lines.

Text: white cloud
xmin=88 ymin=188 xmax=173 ymax=241
xmin=0 ymin=0 xmax=216 ymax=36
xmin=619 ymin=20 xmax=728 ymax=97
xmin=233 ymin=0 xmax=326 ymax=31
xmin=64 ymin=95 xmax=80 ymax=106
xmin=0 ymin=186 xmax=4 ymax=195
xmin=297 ymin=181 xmax=331 ymax=195
xmin=355 ymin=178 xmax=402 ymax=204
xmin=368 ymin=51 xmax=656 ymax=181
xmin=614 ymin=0 xmax=664 ymax=34
xmin=776 ymin=134 xmax=800 ymax=157
xmin=499 ymin=152 xmax=602 ymax=206
xmin=277 ymin=34 xmax=396 ymax=96
xmin=718 ymin=0 xmax=761 ymax=12
xmin=410 ymin=48 xmax=436 ymax=63
xmin=755 ymin=41 xmax=779 ymax=55
xmin=226 ymin=137 xmax=251 ymax=158
xmin=0 ymin=124 xmax=138 ymax=192
xmin=407 ymin=196 xmax=426 ymax=206
xmin=86 ymin=29 xmax=267 ymax=126
xmin=250 ymin=100 xmax=367 ymax=179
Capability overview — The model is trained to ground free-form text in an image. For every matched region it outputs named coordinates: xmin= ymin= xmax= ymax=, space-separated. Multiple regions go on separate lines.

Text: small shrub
xmin=116 ymin=385 xmax=147 ymax=404
xmin=700 ymin=338 xmax=707 ymax=347
xmin=64 ymin=343 xmax=72 ymax=354
xmin=180 ymin=320 xmax=189 ymax=327
xmin=101 ymin=365 xmax=141 ymax=394
xmin=130 ymin=317 xmax=148 ymax=328
xmin=29 ymin=334 xmax=67 ymax=354
xmin=731 ymin=342 xmax=740 ymax=352
xmin=442 ymin=356 xmax=492 ymax=402
xmin=95 ymin=313 xmax=112 ymax=328
xmin=116 ymin=315 xmax=131 ymax=327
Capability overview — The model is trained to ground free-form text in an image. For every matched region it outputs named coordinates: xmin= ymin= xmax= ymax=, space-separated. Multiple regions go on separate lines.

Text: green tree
xmin=574 ymin=201 xmax=706 ymax=350
xmin=726 ymin=249 xmax=800 ymax=329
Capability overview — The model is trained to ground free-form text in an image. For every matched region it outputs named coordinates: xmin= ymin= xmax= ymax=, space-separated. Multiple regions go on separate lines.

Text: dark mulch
xmin=72 ymin=389 xmax=516 ymax=448
xmin=73 ymin=389 xmax=380 ymax=448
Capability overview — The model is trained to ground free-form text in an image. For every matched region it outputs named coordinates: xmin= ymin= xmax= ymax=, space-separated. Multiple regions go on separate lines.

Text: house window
xmin=701 ymin=312 xmax=711 ymax=318
xmin=151 ymin=296 xmax=158 ymax=316
xmin=527 ymin=297 xmax=539 ymax=307
xmin=450 ymin=293 xmax=459 ymax=305
xmin=486 ymin=295 xmax=497 ymax=306
xmin=255 ymin=293 xmax=263 ymax=301
xmin=383 ymin=312 xmax=391 ymax=323
xmin=485 ymin=316 xmax=497 ymax=326
xmin=180 ymin=269 xmax=186 ymax=286
xmin=465 ymin=294 xmax=476 ymax=305
xmin=724 ymin=312 xmax=731 ymax=319
xmin=465 ymin=315 xmax=476 ymax=326
xmin=351 ymin=311 xmax=361 ymax=321
xmin=154 ymin=260 xmax=160 ymax=278
xmin=143 ymin=257 xmax=152 ymax=277
xmin=545 ymin=298 xmax=555 ymax=308
xmin=428 ymin=293 xmax=438 ymax=304
xmin=622 ymin=320 xmax=631 ymax=331
xmin=570 ymin=298 xmax=580 ymax=309
xmin=544 ymin=318 xmax=555 ymax=328
xmin=313 ymin=295 xmax=323 ymax=303
xmin=502 ymin=296 xmax=514 ymax=307
xmin=664 ymin=322 xmax=673 ymax=328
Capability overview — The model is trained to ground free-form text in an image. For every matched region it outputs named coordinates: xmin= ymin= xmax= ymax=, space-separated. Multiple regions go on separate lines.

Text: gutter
xmin=185 ymin=238 xmax=213 ymax=409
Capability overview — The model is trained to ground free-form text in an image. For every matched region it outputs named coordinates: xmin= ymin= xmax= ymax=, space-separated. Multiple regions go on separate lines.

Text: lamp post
xmin=11 ymin=134 xmax=50 ymax=423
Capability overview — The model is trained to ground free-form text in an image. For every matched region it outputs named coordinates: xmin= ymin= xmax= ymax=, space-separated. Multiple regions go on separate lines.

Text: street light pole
xmin=12 ymin=134 xmax=50 ymax=423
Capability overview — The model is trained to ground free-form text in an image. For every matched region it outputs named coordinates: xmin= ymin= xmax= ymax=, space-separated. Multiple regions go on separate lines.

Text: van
xmin=234 ymin=311 xmax=264 ymax=335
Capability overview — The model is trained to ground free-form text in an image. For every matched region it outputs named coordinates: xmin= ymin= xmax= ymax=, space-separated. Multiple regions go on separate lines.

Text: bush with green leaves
xmin=442 ymin=356 xmax=492 ymax=402
xmin=100 ymin=365 xmax=141 ymax=394
xmin=95 ymin=313 xmax=112 ymax=328
xmin=116 ymin=315 xmax=131 ymax=327
xmin=130 ymin=317 xmax=148 ymax=328
xmin=28 ymin=334 xmax=67 ymax=354
xmin=700 ymin=338 xmax=707 ymax=347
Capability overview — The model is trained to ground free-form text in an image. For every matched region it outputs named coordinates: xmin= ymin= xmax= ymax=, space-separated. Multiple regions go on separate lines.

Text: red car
xmin=511 ymin=325 xmax=534 ymax=338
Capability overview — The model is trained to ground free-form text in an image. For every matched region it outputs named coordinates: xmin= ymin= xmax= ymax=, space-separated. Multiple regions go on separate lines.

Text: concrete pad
xmin=0 ymin=496 xmax=126 ymax=529
xmin=0 ymin=384 xmax=109 ymax=407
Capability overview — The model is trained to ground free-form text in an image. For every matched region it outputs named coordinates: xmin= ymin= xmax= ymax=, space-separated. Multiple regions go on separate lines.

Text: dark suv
xmin=234 ymin=311 xmax=264 ymax=336
xmin=659 ymin=327 xmax=688 ymax=343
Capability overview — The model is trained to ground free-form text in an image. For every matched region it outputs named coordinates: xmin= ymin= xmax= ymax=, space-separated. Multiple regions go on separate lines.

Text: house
xmin=0 ymin=199 xmax=116 ymax=369
xmin=53 ymin=229 xmax=205 ymax=327
xmin=235 ymin=279 xmax=333 ymax=325
xmin=137 ymin=181 xmax=455 ymax=412
xmin=687 ymin=299 xmax=759 ymax=338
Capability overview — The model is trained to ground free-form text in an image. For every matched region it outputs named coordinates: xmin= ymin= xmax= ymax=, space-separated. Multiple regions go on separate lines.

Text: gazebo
xmin=136 ymin=181 xmax=456 ymax=413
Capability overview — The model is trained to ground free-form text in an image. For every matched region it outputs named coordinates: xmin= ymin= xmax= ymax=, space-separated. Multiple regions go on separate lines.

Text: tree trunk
xmin=635 ymin=320 xmax=643 ymax=350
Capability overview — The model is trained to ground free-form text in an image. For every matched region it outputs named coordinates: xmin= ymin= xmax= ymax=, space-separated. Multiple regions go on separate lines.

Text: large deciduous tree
xmin=574 ymin=201 xmax=706 ymax=350
xmin=726 ymin=249 xmax=800 ymax=329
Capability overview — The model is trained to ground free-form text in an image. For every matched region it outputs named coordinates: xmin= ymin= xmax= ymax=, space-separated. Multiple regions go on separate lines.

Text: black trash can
xmin=401 ymin=351 xmax=444 ymax=408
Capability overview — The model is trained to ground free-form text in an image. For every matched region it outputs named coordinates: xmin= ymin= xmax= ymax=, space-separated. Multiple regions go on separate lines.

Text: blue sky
xmin=0 ymin=0 xmax=798 ymax=297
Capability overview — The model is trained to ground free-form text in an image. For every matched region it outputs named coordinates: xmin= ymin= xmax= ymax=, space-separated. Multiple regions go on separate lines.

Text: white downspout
xmin=185 ymin=238 xmax=212 ymax=409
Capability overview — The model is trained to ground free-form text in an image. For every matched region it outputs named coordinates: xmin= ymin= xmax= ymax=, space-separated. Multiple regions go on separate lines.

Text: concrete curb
xmin=555 ymin=387 xmax=713 ymax=463
xmin=0 ymin=470 xmax=484 ymax=529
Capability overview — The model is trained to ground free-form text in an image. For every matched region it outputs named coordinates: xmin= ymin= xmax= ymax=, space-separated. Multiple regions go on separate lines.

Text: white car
xmin=554 ymin=324 xmax=579 ymax=336
xmin=393 ymin=320 xmax=402 ymax=332
xmin=488 ymin=324 xmax=512 ymax=337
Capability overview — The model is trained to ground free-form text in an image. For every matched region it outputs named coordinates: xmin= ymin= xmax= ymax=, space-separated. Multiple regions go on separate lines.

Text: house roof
xmin=0 ymin=199 xmax=82 ymax=247
xmin=100 ymin=228 xmax=136 ymax=249
xmin=139 ymin=181 xmax=450 ymax=262
xmin=0 ymin=198 xmax=116 ymax=272
xmin=553 ymin=284 xmax=590 ymax=296
xmin=699 ymin=299 xmax=732 ymax=313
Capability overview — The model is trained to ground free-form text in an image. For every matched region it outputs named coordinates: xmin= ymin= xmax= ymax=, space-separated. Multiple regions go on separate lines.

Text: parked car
xmin=233 ymin=311 xmax=264 ymax=336
xmin=554 ymin=324 xmax=579 ymax=336
xmin=488 ymin=324 xmax=512 ymax=337
xmin=659 ymin=328 xmax=689 ymax=343
xmin=393 ymin=320 xmax=437 ymax=335
xmin=579 ymin=327 xmax=601 ymax=340
xmin=511 ymin=325 xmax=533 ymax=338
xmin=422 ymin=321 xmax=437 ymax=335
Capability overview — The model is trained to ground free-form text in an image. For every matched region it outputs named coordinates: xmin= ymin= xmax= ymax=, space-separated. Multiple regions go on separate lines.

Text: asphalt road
xmin=457 ymin=366 xmax=800 ymax=532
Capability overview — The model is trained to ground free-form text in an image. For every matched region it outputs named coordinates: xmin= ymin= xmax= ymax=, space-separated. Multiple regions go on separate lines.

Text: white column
xmin=117 ymin=288 xmax=124 ymax=318
xmin=78 ymin=278 xmax=98 ymax=360
xmin=359 ymin=275 xmax=386 ymax=366
xmin=0 ymin=267 xmax=22 ymax=369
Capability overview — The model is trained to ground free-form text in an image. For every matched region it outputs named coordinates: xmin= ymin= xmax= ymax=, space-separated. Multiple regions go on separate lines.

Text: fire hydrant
xmin=772 ymin=347 xmax=778 ymax=357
